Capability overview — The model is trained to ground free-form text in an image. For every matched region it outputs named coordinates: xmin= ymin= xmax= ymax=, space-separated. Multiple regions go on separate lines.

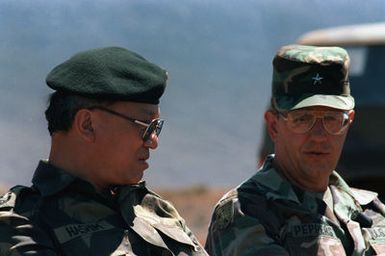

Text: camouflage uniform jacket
xmin=0 ymin=161 xmax=207 ymax=256
xmin=205 ymin=155 xmax=385 ymax=256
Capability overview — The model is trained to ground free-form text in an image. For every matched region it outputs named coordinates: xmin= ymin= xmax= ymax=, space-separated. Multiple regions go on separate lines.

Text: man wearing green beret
xmin=205 ymin=45 xmax=385 ymax=255
xmin=0 ymin=47 xmax=208 ymax=255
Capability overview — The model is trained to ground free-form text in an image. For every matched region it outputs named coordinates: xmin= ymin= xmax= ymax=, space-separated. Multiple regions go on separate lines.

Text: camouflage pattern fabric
xmin=205 ymin=155 xmax=385 ymax=256
xmin=276 ymin=44 xmax=349 ymax=65
xmin=271 ymin=44 xmax=354 ymax=112
xmin=0 ymin=161 xmax=207 ymax=256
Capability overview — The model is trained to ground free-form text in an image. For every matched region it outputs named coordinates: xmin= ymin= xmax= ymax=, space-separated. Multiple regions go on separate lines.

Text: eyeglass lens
xmin=285 ymin=110 xmax=350 ymax=135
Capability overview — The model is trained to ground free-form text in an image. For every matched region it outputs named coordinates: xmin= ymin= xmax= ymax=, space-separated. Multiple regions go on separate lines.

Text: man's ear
xmin=264 ymin=111 xmax=279 ymax=142
xmin=74 ymin=109 xmax=95 ymax=142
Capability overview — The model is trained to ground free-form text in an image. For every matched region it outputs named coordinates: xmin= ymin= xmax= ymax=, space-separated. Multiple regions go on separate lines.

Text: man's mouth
xmin=138 ymin=151 xmax=149 ymax=160
xmin=138 ymin=154 xmax=150 ymax=162
xmin=304 ymin=151 xmax=329 ymax=156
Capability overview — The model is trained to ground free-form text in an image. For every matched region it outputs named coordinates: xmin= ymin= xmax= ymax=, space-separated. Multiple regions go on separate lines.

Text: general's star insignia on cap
xmin=312 ymin=73 xmax=324 ymax=85
xmin=272 ymin=44 xmax=354 ymax=111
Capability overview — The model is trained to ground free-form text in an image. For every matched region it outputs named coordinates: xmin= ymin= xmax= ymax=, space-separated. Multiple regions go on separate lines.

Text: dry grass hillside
xmin=158 ymin=186 xmax=228 ymax=244
xmin=0 ymin=184 xmax=227 ymax=245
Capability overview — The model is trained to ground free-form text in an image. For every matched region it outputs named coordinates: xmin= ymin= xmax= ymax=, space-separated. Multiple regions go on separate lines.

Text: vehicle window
xmin=345 ymin=46 xmax=368 ymax=76
xmin=348 ymin=45 xmax=385 ymax=105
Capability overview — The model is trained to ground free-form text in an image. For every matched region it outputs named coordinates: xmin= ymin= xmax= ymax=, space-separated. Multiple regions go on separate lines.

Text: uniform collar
xmin=251 ymin=155 xmax=301 ymax=203
xmin=251 ymin=155 xmax=378 ymax=222
xmin=329 ymin=170 xmax=378 ymax=205
xmin=32 ymin=160 xmax=79 ymax=196
xmin=251 ymin=155 xmax=348 ymax=205
xmin=32 ymin=160 xmax=148 ymax=198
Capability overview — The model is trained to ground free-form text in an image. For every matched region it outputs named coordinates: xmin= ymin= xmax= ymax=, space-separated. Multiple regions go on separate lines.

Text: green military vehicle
xmin=259 ymin=22 xmax=385 ymax=198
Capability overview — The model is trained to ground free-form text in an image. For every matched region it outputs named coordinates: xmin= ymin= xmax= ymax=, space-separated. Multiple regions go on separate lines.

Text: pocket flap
xmin=134 ymin=205 xmax=196 ymax=248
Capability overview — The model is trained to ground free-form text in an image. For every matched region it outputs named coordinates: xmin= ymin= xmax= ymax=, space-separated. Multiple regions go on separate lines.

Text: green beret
xmin=46 ymin=47 xmax=167 ymax=104
xmin=271 ymin=44 xmax=354 ymax=111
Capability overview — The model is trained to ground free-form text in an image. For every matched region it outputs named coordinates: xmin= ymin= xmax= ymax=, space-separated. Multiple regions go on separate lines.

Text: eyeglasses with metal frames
xmin=278 ymin=109 xmax=352 ymax=135
xmin=88 ymin=106 xmax=164 ymax=141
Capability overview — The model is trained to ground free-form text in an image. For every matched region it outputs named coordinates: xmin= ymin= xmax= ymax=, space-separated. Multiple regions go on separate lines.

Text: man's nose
xmin=143 ymin=133 xmax=159 ymax=149
xmin=310 ymin=118 xmax=328 ymax=138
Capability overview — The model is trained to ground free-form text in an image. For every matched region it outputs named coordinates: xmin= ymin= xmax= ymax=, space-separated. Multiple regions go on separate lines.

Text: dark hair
xmin=268 ymin=99 xmax=279 ymax=113
xmin=45 ymin=91 xmax=113 ymax=135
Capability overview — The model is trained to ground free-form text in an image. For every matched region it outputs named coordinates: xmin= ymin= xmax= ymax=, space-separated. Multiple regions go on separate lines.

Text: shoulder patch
xmin=217 ymin=188 xmax=238 ymax=205
xmin=0 ymin=191 xmax=16 ymax=209
xmin=0 ymin=185 xmax=33 ymax=209
xmin=214 ymin=199 xmax=236 ymax=230
xmin=0 ymin=192 xmax=12 ymax=206
xmin=211 ymin=189 xmax=240 ymax=230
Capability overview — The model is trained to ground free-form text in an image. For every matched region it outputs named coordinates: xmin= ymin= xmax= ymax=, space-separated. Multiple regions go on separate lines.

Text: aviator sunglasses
xmin=89 ymin=106 xmax=164 ymax=141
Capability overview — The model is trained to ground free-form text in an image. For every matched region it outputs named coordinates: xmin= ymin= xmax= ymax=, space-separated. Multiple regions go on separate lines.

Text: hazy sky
xmin=1 ymin=0 xmax=384 ymax=189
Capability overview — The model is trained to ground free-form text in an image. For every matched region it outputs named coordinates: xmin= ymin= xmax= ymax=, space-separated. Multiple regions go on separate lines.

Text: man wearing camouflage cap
xmin=205 ymin=45 xmax=385 ymax=255
xmin=0 ymin=47 xmax=207 ymax=255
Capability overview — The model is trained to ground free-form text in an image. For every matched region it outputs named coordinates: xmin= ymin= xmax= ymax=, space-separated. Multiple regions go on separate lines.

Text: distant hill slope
xmin=159 ymin=186 xmax=228 ymax=244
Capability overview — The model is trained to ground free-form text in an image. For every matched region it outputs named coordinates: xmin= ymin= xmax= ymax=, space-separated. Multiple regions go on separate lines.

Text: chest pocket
xmin=283 ymin=223 xmax=346 ymax=256
xmin=363 ymin=227 xmax=385 ymax=255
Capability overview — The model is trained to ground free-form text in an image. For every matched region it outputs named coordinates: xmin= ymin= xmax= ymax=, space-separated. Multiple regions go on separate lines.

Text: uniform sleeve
xmin=205 ymin=199 xmax=289 ymax=256
xmin=0 ymin=210 xmax=58 ymax=256
xmin=0 ymin=187 xmax=58 ymax=256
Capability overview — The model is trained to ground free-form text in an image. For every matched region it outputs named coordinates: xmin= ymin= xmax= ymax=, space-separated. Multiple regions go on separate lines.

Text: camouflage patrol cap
xmin=271 ymin=44 xmax=354 ymax=111
xmin=46 ymin=47 xmax=167 ymax=104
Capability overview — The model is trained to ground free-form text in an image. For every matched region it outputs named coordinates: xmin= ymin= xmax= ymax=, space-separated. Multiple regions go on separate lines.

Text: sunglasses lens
xmin=143 ymin=119 xmax=164 ymax=141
